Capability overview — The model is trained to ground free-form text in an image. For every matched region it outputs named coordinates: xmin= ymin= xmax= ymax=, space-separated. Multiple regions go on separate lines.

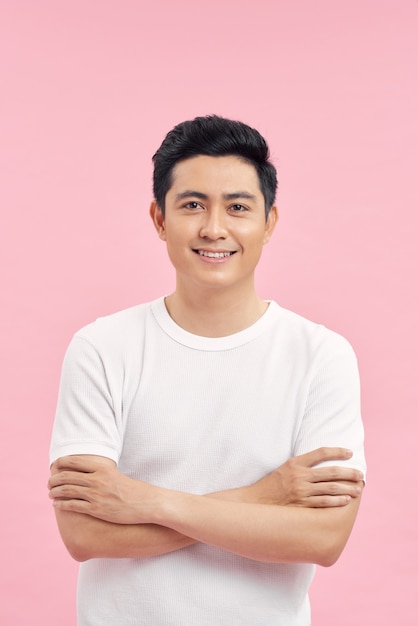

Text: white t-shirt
xmin=50 ymin=298 xmax=366 ymax=626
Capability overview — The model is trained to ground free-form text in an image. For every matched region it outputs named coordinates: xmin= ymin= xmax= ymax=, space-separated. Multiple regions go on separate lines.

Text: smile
xmin=195 ymin=250 xmax=236 ymax=258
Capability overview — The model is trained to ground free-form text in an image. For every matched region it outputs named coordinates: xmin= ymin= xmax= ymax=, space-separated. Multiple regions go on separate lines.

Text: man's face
xmin=150 ymin=155 xmax=277 ymax=295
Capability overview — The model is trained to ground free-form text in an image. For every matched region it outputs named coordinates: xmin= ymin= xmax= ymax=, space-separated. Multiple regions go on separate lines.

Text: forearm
xmin=55 ymin=485 xmax=251 ymax=561
xmin=152 ymin=488 xmax=362 ymax=566
xmin=49 ymin=450 xmax=363 ymax=562
xmin=54 ymin=511 xmax=195 ymax=561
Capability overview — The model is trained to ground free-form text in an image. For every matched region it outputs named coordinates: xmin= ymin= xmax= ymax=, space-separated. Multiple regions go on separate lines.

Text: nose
xmin=199 ymin=207 xmax=228 ymax=240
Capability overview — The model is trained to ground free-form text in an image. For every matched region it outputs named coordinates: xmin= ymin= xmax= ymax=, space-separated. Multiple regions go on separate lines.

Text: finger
xmin=48 ymin=470 xmax=93 ymax=490
xmin=52 ymin=496 xmax=112 ymax=522
xmin=52 ymin=456 xmax=99 ymax=473
xmin=301 ymin=494 xmax=353 ymax=508
xmin=49 ymin=483 xmax=91 ymax=501
xmin=53 ymin=497 xmax=93 ymax=514
xmin=306 ymin=480 xmax=363 ymax=498
xmin=293 ymin=447 xmax=353 ymax=468
xmin=310 ymin=465 xmax=364 ymax=483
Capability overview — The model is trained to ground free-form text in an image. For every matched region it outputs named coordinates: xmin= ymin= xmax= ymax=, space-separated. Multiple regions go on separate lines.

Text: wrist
xmin=147 ymin=485 xmax=187 ymax=527
xmin=207 ymin=485 xmax=253 ymax=504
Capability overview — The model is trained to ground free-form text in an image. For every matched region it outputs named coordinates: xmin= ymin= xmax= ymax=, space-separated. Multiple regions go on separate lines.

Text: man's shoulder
xmin=271 ymin=302 xmax=356 ymax=358
xmin=71 ymin=298 xmax=162 ymax=350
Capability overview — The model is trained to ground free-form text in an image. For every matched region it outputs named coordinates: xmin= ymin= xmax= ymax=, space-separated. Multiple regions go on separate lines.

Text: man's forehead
xmin=174 ymin=189 xmax=258 ymax=202
xmin=168 ymin=154 xmax=262 ymax=195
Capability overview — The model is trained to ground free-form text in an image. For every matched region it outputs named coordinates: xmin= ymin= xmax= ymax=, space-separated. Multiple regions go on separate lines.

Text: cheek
xmin=164 ymin=231 xmax=191 ymax=263
xmin=240 ymin=224 xmax=270 ymax=247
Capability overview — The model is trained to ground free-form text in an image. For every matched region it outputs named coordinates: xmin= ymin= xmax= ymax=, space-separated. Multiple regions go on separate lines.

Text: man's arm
xmin=152 ymin=484 xmax=362 ymax=567
xmin=49 ymin=448 xmax=363 ymax=562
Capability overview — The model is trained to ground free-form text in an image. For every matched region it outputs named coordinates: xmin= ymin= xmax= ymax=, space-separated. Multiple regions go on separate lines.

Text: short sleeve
xmin=294 ymin=337 xmax=367 ymax=478
xmin=49 ymin=335 xmax=123 ymax=465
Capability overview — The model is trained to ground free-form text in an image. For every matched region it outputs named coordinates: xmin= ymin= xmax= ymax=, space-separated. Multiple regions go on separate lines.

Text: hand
xmin=247 ymin=447 xmax=364 ymax=508
xmin=48 ymin=455 xmax=161 ymax=524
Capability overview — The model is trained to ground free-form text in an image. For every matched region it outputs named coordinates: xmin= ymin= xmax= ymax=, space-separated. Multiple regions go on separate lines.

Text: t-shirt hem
xmin=49 ymin=442 xmax=119 ymax=465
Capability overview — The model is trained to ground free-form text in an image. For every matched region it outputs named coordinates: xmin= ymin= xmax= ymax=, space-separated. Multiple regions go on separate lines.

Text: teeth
xmin=198 ymin=250 xmax=232 ymax=258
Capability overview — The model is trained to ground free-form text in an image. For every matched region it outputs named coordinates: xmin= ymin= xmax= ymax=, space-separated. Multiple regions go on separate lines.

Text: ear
xmin=263 ymin=205 xmax=278 ymax=245
xmin=149 ymin=201 xmax=166 ymax=241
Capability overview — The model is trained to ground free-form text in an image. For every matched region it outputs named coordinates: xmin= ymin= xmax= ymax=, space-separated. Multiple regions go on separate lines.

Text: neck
xmin=165 ymin=284 xmax=268 ymax=337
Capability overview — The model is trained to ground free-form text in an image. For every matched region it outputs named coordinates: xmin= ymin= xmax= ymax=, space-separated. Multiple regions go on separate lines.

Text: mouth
xmin=193 ymin=250 xmax=237 ymax=259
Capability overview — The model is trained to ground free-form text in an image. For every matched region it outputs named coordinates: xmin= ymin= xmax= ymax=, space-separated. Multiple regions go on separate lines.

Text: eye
xmin=229 ymin=204 xmax=248 ymax=213
xmin=183 ymin=201 xmax=202 ymax=210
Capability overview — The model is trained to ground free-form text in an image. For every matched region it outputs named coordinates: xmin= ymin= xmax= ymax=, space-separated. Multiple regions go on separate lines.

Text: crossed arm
xmin=49 ymin=447 xmax=363 ymax=565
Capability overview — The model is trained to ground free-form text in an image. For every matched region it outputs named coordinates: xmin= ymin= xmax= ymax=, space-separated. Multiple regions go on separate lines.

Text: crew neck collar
xmin=151 ymin=297 xmax=279 ymax=351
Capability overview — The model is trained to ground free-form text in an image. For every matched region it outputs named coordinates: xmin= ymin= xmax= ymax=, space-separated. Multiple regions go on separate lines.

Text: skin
xmin=150 ymin=155 xmax=278 ymax=336
xmin=49 ymin=449 xmax=363 ymax=563
xmin=49 ymin=155 xmax=364 ymax=564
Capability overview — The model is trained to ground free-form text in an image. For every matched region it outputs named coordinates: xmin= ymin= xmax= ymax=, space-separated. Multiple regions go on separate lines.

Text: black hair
xmin=152 ymin=115 xmax=277 ymax=218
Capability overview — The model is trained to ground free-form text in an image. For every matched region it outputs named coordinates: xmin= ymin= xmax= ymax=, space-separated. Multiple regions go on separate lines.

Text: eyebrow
xmin=175 ymin=190 xmax=257 ymax=202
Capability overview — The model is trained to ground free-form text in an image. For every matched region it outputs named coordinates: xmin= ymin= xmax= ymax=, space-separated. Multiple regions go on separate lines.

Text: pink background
xmin=1 ymin=1 xmax=417 ymax=624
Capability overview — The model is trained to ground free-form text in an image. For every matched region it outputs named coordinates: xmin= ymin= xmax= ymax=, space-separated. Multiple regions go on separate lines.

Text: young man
xmin=49 ymin=115 xmax=366 ymax=625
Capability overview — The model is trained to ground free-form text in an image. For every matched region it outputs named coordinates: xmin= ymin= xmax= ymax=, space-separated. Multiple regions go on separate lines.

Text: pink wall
xmin=1 ymin=1 xmax=417 ymax=623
